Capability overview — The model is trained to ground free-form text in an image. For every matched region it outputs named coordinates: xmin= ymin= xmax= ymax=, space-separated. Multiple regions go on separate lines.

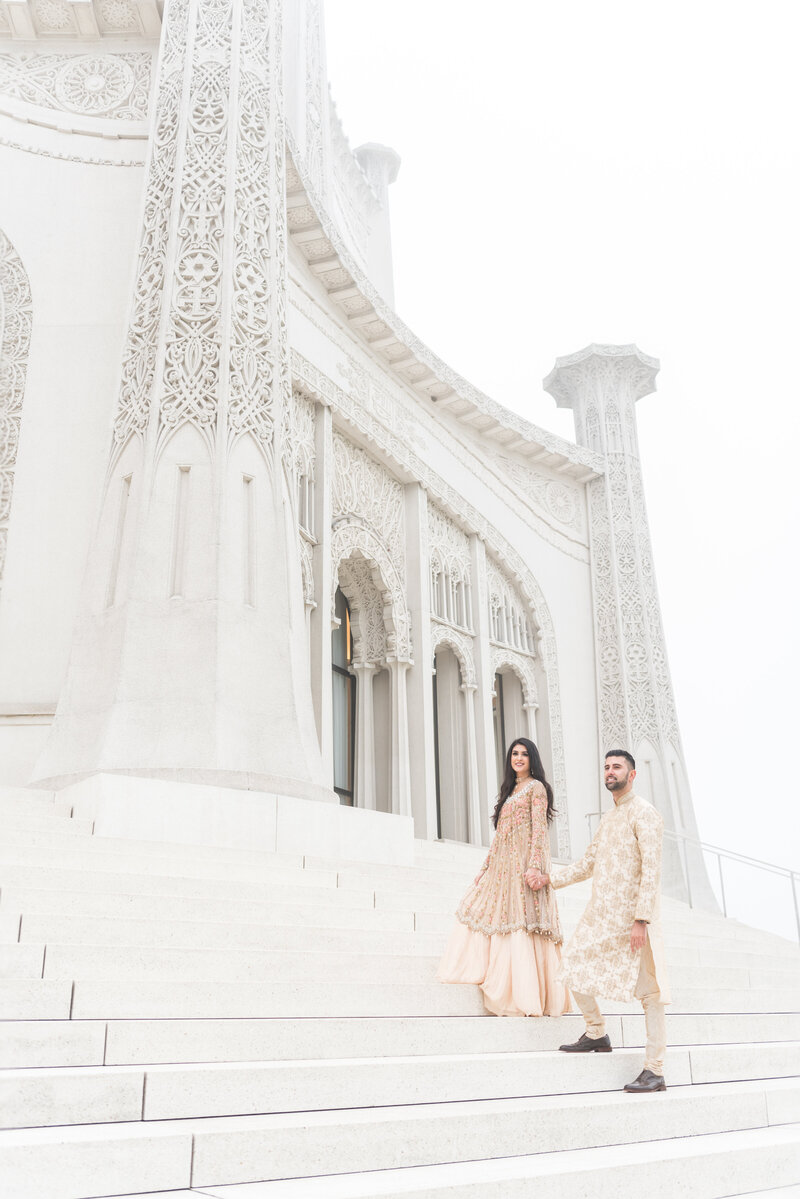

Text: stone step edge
xmin=1 ymin=1076 xmax=797 ymax=1145
xmin=139 ymin=1121 xmax=800 ymax=1198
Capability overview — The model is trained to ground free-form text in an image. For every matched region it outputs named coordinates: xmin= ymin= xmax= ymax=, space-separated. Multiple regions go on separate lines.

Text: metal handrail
xmin=586 ymin=810 xmax=800 ymax=944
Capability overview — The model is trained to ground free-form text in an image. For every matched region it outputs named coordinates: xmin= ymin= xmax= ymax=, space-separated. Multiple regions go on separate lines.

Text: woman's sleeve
xmin=527 ymin=782 xmax=549 ymax=872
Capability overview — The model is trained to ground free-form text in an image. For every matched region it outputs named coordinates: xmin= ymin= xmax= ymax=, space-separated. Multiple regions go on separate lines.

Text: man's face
xmin=604 ymin=756 xmax=634 ymax=793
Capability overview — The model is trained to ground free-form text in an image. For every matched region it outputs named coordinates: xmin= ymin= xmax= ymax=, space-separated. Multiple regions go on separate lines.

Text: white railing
xmin=586 ymin=812 xmax=800 ymax=944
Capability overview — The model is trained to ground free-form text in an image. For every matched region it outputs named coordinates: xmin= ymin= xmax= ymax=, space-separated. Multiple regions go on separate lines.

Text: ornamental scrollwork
xmin=0 ymin=53 xmax=152 ymax=122
xmin=338 ymin=555 xmax=386 ymax=665
xmin=430 ymin=623 xmax=476 ymax=689
xmin=332 ymin=432 xmax=405 ymax=589
xmin=331 ymin=525 xmax=411 ymax=664
xmin=486 ymin=557 xmax=536 ymax=656
xmin=491 ymin=647 xmax=538 ymax=708
xmin=293 ymin=350 xmax=570 ymax=856
xmin=0 ymin=230 xmax=32 ymax=588
xmin=428 ymin=502 xmax=472 ymax=630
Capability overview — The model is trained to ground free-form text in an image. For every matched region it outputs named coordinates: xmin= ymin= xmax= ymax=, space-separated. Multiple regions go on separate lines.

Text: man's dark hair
xmin=605 ymin=749 xmax=636 ymax=770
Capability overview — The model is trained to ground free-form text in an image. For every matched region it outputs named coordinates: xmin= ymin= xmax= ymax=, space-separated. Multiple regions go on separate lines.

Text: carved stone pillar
xmin=387 ymin=656 xmax=411 ymax=818
xmin=469 ymin=533 xmax=497 ymax=845
xmin=33 ymin=0 xmax=330 ymax=802
xmin=544 ymin=344 xmax=715 ymax=905
xmin=524 ymin=702 xmax=539 ymax=744
xmin=310 ymin=400 xmax=333 ymax=781
xmin=403 ymin=483 xmax=438 ymax=839
xmin=352 ymin=661 xmax=376 ymax=810
xmin=460 ymin=682 xmax=482 ymax=846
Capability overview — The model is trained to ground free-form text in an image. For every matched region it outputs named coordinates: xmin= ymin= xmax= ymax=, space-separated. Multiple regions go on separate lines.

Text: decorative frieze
xmin=0 ymin=53 xmax=152 ymax=121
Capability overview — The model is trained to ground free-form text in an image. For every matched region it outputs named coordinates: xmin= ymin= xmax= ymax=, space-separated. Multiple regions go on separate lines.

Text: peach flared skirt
xmin=437 ymin=920 xmax=571 ymax=1017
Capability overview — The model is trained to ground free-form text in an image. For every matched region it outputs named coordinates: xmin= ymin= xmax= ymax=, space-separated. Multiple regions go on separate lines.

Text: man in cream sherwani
xmin=527 ymin=750 xmax=670 ymax=1093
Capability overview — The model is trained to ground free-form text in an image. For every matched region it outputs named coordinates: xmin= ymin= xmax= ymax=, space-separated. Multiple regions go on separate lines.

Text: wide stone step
xmin=64 ymin=977 xmax=800 ymax=1019
xmin=161 ymin=1123 xmax=800 ymax=1199
xmin=0 ymin=885 xmax=392 ymax=928
xmin=1 ymin=1079 xmax=796 ymax=1199
xmin=37 ymin=942 xmax=778 ymax=990
xmin=0 ymin=980 xmax=72 ymax=1019
xmin=0 ymin=863 xmax=370 ymax=905
xmin=5 ymin=1008 xmax=800 ymax=1069
xmin=13 ymin=910 xmax=797 ymax=977
xmin=16 ymin=913 xmax=444 ymax=955
xmin=7 ymin=1041 xmax=800 ymax=1128
xmin=0 ymin=848 xmax=342 ymax=891
xmin=0 ymin=814 xmax=93 ymax=837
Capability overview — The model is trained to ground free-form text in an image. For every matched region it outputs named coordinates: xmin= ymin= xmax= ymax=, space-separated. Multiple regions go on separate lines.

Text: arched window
xmin=331 ymin=587 xmax=356 ymax=804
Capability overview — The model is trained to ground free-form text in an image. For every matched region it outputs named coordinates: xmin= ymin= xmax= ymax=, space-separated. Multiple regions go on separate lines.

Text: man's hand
xmin=525 ymin=868 xmax=550 ymax=891
xmin=630 ymin=919 xmax=648 ymax=952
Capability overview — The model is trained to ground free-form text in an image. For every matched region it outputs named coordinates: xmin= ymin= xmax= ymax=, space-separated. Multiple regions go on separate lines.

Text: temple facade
xmin=0 ymin=0 xmax=707 ymax=897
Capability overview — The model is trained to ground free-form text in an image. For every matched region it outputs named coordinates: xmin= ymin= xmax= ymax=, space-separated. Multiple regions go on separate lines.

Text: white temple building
xmin=0 ymin=3 xmax=798 ymax=1197
xmin=0 ymin=0 xmax=707 ymax=892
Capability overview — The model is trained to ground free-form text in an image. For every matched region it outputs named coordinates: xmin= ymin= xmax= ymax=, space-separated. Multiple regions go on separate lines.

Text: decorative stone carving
xmin=295 ymin=351 xmax=569 ymax=857
xmin=544 ymin=346 xmax=681 ymax=755
xmin=0 ymin=230 xmax=32 ymax=588
xmin=0 ymin=53 xmax=152 ymax=121
xmin=97 ymin=0 xmax=139 ymax=32
xmin=110 ymin=0 xmax=288 ymax=463
xmin=498 ymin=457 xmax=584 ymax=535
xmin=428 ymin=502 xmax=472 ymax=630
xmin=31 ymin=0 xmax=73 ymax=32
xmin=486 ymin=557 xmax=535 ymax=656
xmin=290 ymin=284 xmax=587 ymax=560
xmin=332 ymin=432 xmax=405 ymax=587
xmin=430 ymin=622 xmax=476 ymax=689
xmin=491 ymin=646 xmax=538 ymax=708
xmin=331 ymin=432 xmax=410 ymax=663
xmin=338 ymin=555 xmax=386 ymax=665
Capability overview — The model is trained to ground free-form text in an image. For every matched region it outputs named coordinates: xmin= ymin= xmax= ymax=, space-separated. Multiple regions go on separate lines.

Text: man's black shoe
xmin=624 ymin=1068 xmax=667 ymax=1092
xmin=558 ymin=1033 xmax=612 ymax=1053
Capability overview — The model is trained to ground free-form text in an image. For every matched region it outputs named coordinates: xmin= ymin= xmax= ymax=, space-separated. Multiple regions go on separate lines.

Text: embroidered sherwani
xmin=551 ymin=791 xmax=670 ymax=1004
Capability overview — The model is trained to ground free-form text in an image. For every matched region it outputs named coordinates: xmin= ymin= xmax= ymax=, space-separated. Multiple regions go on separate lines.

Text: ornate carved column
xmin=33 ymin=0 xmax=329 ymax=802
xmin=387 ymin=656 xmax=411 ymax=818
xmin=468 ymin=534 xmax=497 ymax=845
xmin=403 ymin=483 xmax=438 ymax=839
xmin=523 ymin=702 xmax=539 ymax=744
xmin=460 ymin=681 xmax=482 ymax=845
xmin=544 ymin=344 xmax=715 ymax=904
xmin=309 ymin=400 xmax=333 ymax=781
xmin=352 ymin=661 xmax=376 ymax=809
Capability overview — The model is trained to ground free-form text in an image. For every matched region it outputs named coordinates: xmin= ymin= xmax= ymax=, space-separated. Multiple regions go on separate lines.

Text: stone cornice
xmin=285 ymin=129 xmax=603 ymax=484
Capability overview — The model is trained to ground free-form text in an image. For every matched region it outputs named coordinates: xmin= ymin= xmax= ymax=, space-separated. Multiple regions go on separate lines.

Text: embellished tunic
xmin=551 ymin=791 xmax=670 ymax=1003
xmin=455 ymin=779 xmax=563 ymax=943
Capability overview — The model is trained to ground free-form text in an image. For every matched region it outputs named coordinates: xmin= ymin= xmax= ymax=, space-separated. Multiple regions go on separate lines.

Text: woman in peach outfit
xmin=437 ymin=738 xmax=570 ymax=1017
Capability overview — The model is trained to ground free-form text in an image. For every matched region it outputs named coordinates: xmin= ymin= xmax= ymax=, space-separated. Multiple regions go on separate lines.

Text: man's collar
xmin=612 ymin=788 xmax=637 ymax=807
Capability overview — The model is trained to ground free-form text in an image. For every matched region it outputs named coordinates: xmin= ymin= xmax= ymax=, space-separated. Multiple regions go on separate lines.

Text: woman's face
xmin=510 ymin=743 xmax=530 ymax=777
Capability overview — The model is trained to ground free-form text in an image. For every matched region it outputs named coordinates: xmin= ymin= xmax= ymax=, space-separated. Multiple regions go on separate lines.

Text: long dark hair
xmin=492 ymin=737 xmax=555 ymax=829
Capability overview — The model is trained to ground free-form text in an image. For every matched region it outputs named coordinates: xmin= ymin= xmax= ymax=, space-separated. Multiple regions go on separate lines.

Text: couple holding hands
xmin=437 ymin=739 xmax=670 ymax=1093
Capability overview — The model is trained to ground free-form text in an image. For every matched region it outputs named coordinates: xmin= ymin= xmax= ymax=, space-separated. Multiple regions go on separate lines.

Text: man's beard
xmin=605 ymin=775 xmax=629 ymax=792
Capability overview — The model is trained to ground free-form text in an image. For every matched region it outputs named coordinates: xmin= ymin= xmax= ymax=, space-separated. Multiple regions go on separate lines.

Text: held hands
xmin=630 ymin=919 xmax=648 ymax=952
xmin=525 ymin=868 xmax=550 ymax=891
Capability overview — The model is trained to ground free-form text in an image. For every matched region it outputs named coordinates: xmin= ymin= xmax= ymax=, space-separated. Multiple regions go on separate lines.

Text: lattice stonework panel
xmin=0 ymin=231 xmax=32 ymax=587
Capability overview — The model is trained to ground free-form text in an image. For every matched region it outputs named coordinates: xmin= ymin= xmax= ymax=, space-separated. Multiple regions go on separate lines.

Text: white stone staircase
xmin=0 ymin=787 xmax=799 ymax=1199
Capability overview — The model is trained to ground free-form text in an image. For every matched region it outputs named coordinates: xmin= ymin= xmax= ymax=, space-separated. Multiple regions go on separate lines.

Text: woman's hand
xmin=525 ymin=868 xmax=549 ymax=890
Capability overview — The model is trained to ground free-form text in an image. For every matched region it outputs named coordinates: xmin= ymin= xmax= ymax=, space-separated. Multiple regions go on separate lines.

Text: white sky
xmin=324 ymin=1 xmax=800 ymax=927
